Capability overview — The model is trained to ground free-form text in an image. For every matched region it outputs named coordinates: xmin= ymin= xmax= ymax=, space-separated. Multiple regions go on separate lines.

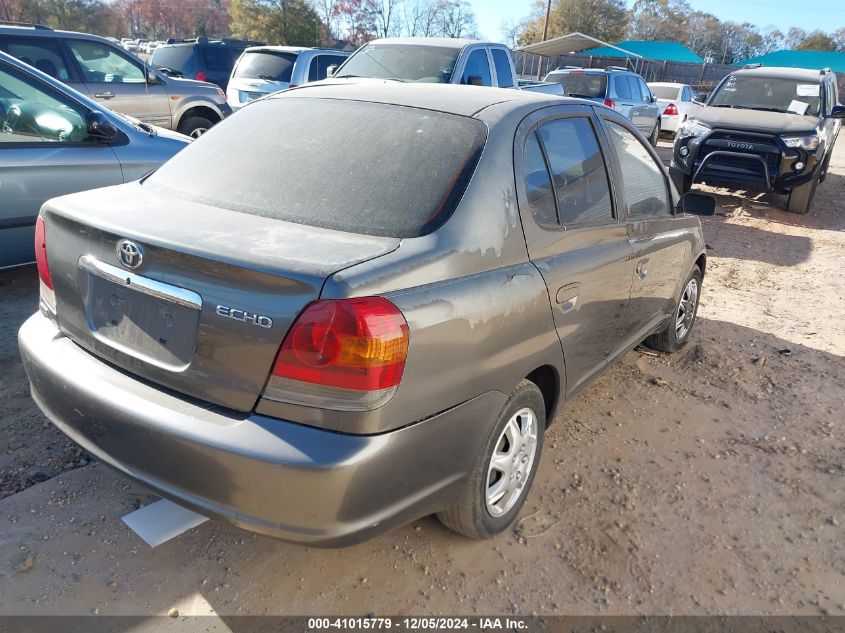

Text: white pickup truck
xmin=328 ymin=37 xmax=563 ymax=95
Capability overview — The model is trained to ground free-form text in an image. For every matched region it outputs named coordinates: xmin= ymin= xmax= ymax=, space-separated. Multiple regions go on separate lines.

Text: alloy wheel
xmin=675 ymin=278 xmax=699 ymax=340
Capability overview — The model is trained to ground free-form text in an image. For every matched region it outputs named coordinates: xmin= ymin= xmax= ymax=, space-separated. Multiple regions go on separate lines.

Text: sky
xmin=468 ymin=0 xmax=844 ymax=43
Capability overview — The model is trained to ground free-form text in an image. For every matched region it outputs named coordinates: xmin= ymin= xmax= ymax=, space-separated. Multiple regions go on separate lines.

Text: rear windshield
xmin=151 ymin=46 xmax=195 ymax=74
xmin=233 ymin=51 xmax=297 ymax=81
xmin=335 ymin=43 xmax=459 ymax=83
xmin=546 ymin=72 xmax=607 ymax=98
xmin=144 ymin=98 xmax=487 ymax=238
xmin=649 ymin=85 xmax=680 ymax=99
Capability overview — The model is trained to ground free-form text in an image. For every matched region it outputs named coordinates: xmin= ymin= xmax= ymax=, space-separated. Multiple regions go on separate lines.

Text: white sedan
xmin=647 ymin=82 xmax=704 ymax=136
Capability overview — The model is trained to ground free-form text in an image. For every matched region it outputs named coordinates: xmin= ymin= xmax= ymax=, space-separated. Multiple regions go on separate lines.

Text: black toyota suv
xmin=669 ymin=66 xmax=845 ymax=214
xmin=151 ymin=36 xmax=264 ymax=90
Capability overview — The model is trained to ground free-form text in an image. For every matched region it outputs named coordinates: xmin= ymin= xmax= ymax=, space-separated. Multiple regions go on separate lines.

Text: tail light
xmin=664 ymin=103 xmax=678 ymax=116
xmin=34 ymin=216 xmax=56 ymax=313
xmin=196 ymin=70 xmax=207 ymax=82
xmin=603 ymin=98 xmax=616 ymax=109
xmin=263 ymin=297 xmax=409 ymax=411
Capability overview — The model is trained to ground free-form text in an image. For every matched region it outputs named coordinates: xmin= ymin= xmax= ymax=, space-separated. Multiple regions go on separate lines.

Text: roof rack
xmin=606 ymin=65 xmax=629 ymax=72
xmin=0 ymin=21 xmax=52 ymax=30
xmin=742 ymin=63 xmax=763 ymax=69
xmin=554 ymin=65 xmax=583 ymax=70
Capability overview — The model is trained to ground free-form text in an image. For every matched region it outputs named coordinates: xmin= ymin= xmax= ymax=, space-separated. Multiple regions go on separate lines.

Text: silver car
xmin=0 ymin=24 xmax=231 ymax=137
xmin=20 ymin=83 xmax=712 ymax=545
xmin=0 ymin=51 xmax=189 ymax=269
xmin=226 ymin=46 xmax=349 ymax=109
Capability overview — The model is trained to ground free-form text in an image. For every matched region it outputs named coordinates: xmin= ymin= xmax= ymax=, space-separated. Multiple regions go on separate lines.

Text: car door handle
xmin=94 ymin=91 xmax=115 ymax=99
xmin=556 ymin=283 xmax=580 ymax=312
xmin=636 ymin=258 xmax=649 ymax=279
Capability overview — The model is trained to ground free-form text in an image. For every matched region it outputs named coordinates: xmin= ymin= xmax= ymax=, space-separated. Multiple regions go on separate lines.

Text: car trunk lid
xmin=41 ymin=182 xmax=400 ymax=412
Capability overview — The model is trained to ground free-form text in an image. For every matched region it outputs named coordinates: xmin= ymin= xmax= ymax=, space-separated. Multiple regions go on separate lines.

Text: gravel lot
xmin=0 ymin=139 xmax=843 ymax=617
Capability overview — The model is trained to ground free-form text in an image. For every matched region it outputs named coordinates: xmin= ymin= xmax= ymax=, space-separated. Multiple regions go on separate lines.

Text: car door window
xmin=203 ymin=47 xmax=231 ymax=72
xmin=460 ymin=49 xmax=491 ymax=86
xmin=605 ymin=120 xmax=670 ymax=218
xmin=0 ymin=36 xmax=71 ymax=81
xmin=0 ymin=62 xmax=88 ymax=144
xmin=627 ymin=77 xmax=644 ymax=102
xmin=522 ymin=131 xmax=557 ymax=225
xmin=309 ymin=55 xmax=347 ymax=82
xmin=637 ymin=78 xmax=652 ymax=102
xmin=614 ymin=75 xmax=633 ymax=100
xmin=682 ymin=86 xmax=692 ymax=101
xmin=67 ymin=39 xmax=145 ymax=83
xmin=535 ymin=117 xmax=614 ymax=226
xmin=491 ymin=48 xmax=514 ymax=88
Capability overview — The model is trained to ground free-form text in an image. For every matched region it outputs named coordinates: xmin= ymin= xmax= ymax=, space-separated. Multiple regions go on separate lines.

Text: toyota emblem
xmin=116 ymin=240 xmax=144 ymax=270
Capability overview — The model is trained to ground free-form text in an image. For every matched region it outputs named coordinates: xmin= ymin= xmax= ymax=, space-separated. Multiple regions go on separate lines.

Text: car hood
xmin=168 ymin=77 xmax=223 ymax=94
xmin=693 ymin=107 xmax=819 ymax=134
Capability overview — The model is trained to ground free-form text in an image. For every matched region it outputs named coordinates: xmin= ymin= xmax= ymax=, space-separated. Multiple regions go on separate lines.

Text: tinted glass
xmin=203 ymin=46 xmax=232 ymax=72
xmin=538 ymin=118 xmax=613 ymax=225
xmin=649 ymin=85 xmax=679 ymax=100
xmin=151 ymin=45 xmax=196 ymax=75
xmin=336 ymin=43 xmax=458 ymax=83
xmin=461 ymin=49 xmax=492 ymax=86
xmin=491 ymin=48 xmax=514 ymax=88
xmin=145 ymin=98 xmax=487 ymax=238
xmin=613 ymin=75 xmax=634 ymax=100
xmin=0 ymin=61 xmax=88 ymax=143
xmin=637 ymin=78 xmax=652 ymax=101
xmin=626 ymin=76 xmax=644 ymax=101
xmin=308 ymin=54 xmax=346 ymax=82
xmin=234 ymin=51 xmax=296 ymax=81
xmin=1 ymin=36 xmax=70 ymax=81
xmin=523 ymin=132 xmax=556 ymax=225
xmin=710 ymin=75 xmax=822 ymax=116
xmin=547 ymin=72 xmax=607 ymax=98
xmin=606 ymin=121 xmax=669 ymax=217
xmin=68 ymin=40 xmax=144 ymax=83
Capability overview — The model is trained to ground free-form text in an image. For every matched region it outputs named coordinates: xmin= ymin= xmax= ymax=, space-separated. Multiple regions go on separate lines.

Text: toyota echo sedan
xmin=19 ymin=83 xmax=713 ymax=546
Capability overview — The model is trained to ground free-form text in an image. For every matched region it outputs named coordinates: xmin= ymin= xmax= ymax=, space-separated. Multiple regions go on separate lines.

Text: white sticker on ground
xmin=122 ymin=498 xmax=208 ymax=547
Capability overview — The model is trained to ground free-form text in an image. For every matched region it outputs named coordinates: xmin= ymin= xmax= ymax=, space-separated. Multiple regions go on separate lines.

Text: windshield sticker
xmin=797 ymin=84 xmax=820 ymax=97
xmin=788 ymin=100 xmax=810 ymax=115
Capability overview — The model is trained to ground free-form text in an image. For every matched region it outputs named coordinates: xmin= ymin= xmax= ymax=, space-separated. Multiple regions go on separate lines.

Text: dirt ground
xmin=0 ymin=139 xmax=843 ymax=618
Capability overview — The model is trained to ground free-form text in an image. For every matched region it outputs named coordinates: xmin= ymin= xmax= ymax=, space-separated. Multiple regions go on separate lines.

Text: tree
xmin=628 ymin=0 xmax=691 ymax=42
xmin=229 ymin=0 xmax=318 ymax=45
xmin=517 ymin=0 xmax=627 ymax=46
xmin=795 ymin=30 xmax=838 ymax=51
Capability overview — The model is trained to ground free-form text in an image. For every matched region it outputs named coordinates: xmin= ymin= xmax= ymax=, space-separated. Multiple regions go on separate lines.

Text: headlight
xmin=782 ymin=135 xmax=820 ymax=151
xmin=677 ymin=120 xmax=710 ymax=140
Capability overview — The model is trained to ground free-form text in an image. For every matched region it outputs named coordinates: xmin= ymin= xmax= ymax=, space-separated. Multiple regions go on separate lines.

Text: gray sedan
xmin=19 ymin=83 xmax=712 ymax=545
xmin=0 ymin=51 xmax=189 ymax=269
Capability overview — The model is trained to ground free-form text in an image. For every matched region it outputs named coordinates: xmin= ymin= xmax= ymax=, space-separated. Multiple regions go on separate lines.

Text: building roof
xmin=581 ymin=40 xmax=703 ymax=63
xmin=735 ymin=50 xmax=845 ymax=73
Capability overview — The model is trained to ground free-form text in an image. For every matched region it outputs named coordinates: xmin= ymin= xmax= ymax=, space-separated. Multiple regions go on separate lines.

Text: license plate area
xmin=78 ymin=256 xmax=202 ymax=370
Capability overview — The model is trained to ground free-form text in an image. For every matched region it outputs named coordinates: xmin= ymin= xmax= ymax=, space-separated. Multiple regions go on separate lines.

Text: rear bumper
xmin=19 ymin=313 xmax=504 ymax=546
xmin=660 ymin=113 xmax=680 ymax=133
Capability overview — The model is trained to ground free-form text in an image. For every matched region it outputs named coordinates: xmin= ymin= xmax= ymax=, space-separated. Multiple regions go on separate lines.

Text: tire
xmin=437 ymin=379 xmax=546 ymax=539
xmin=177 ymin=115 xmax=214 ymax=139
xmin=649 ymin=120 xmax=660 ymax=147
xmin=645 ymin=265 xmax=702 ymax=353
xmin=818 ymin=152 xmax=832 ymax=184
xmin=786 ymin=174 xmax=819 ymax=215
xmin=669 ymin=164 xmax=692 ymax=195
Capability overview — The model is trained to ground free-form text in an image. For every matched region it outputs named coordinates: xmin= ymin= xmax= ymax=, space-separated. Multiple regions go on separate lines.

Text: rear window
xmin=203 ymin=46 xmax=232 ymax=72
xmin=548 ymin=72 xmax=607 ymax=98
xmin=144 ymin=98 xmax=487 ymax=238
xmin=649 ymin=85 xmax=680 ymax=99
xmin=233 ymin=50 xmax=297 ymax=81
xmin=151 ymin=45 xmax=195 ymax=74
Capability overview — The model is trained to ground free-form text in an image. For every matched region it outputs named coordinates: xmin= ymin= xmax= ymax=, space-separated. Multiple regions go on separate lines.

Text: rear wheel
xmin=786 ymin=174 xmax=819 ymax=215
xmin=649 ymin=120 xmax=660 ymax=147
xmin=178 ymin=115 xmax=214 ymax=139
xmin=645 ymin=265 xmax=702 ymax=352
xmin=437 ymin=379 xmax=545 ymax=539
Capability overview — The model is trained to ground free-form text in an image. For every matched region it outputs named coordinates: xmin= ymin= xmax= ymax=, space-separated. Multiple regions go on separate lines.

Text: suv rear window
xmin=151 ymin=46 xmax=195 ymax=74
xmin=548 ymin=72 xmax=607 ymax=98
xmin=233 ymin=50 xmax=297 ymax=81
xmin=144 ymin=98 xmax=487 ymax=238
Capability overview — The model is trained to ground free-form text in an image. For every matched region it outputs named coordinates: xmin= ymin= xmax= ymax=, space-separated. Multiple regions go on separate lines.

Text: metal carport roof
xmin=516 ymin=32 xmax=642 ymax=59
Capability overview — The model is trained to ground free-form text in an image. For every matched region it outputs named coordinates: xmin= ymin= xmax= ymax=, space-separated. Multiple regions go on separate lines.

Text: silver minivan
xmin=226 ymin=46 xmax=349 ymax=109
xmin=0 ymin=51 xmax=189 ymax=269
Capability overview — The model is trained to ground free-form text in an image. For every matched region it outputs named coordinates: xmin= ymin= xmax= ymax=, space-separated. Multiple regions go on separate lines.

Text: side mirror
xmin=680 ymin=191 xmax=716 ymax=216
xmin=146 ymin=67 xmax=160 ymax=84
xmin=650 ymin=95 xmax=658 ymax=103
xmin=467 ymin=75 xmax=483 ymax=86
xmin=692 ymin=92 xmax=708 ymax=105
xmin=86 ymin=111 xmax=117 ymax=143
xmin=327 ymin=64 xmax=338 ymax=78
xmin=829 ymin=105 xmax=845 ymax=119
